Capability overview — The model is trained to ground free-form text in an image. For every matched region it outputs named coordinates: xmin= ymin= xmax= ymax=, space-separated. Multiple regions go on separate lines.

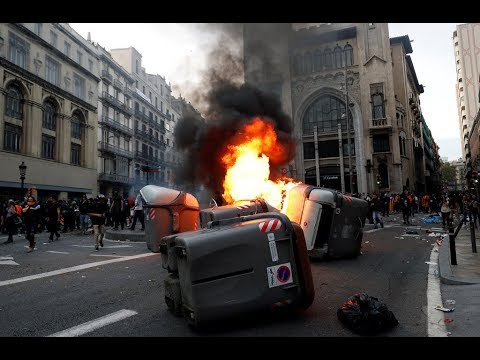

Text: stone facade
xmin=244 ymin=23 xmax=437 ymax=195
xmin=110 ymin=47 xmax=182 ymax=190
xmin=0 ymin=23 xmax=99 ymax=201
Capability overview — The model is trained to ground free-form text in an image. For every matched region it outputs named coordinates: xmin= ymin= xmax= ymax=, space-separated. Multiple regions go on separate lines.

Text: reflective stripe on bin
xmin=343 ymin=195 xmax=352 ymax=202
xmin=236 ymin=205 xmax=250 ymax=210
xmin=149 ymin=208 xmax=156 ymax=220
xmin=258 ymin=219 xmax=283 ymax=233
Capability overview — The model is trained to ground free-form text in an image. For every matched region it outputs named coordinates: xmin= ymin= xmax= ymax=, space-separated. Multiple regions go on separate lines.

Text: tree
xmin=439 ymin=160 xmax=457 ymax=185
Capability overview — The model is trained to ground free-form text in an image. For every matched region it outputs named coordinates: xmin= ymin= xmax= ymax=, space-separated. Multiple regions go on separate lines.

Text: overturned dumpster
xmin=159 ymin=212 xmax=315 ymax=328
xmin=283 ymin=184 xmax=369 ymax=259
xmin=140 ymin=185 xmax=200 ymax=253
xmin=199 ymin=198 xmax=279 ymax=228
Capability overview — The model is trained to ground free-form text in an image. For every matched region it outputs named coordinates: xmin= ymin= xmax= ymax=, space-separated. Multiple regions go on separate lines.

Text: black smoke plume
xmin=173 ymin=24 xmax=296 ymax=195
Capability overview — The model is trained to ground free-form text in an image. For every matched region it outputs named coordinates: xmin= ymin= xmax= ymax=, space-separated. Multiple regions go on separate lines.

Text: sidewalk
xmin=438 ymin=224 xmax=480 ymax=285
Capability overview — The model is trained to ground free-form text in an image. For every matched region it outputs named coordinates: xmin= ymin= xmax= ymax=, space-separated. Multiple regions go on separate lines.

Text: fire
xmin=221 ymin=117 xmax=300 ymax=210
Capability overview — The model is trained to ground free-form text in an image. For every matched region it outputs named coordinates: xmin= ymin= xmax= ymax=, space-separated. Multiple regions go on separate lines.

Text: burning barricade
xmin=139 ymin=112 xmax=368 ymax=327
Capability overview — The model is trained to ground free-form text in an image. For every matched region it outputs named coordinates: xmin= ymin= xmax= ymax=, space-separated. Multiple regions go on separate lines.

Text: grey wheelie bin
xmin=140 ymin=185 xmax=200 ymax=253
xmin=283 ymin=184 xmax=368 ymax=259
xmin=160 ymin=212 xmax=315 ymax=328
xmin=199 ymin=198 xmax=279 ymax=228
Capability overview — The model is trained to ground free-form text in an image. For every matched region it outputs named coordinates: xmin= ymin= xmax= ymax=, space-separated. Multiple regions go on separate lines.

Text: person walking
xmin=440 ymin=197 xmax=451 ymax=228
xmin=88 ymin=195 xmax=108 ymax=251
xmin=110 ymin=191 xmax=123 ymax=231
xmin=88 ymin=195 xmax=105 ymax=250
xmin=45 ymin=196 xmax=61 ymax=241
xmin=22 ymin=196 xmax=41 ymax=252
xmin=130 ymin=192 xmax=145 ymax=231
xmin=79 ymin=194 xmax=90 ymax=235
xmin=3 ymin=200 xmax=18 ymax=244
xmin=370 ymin=194 xmax=384 ymax=229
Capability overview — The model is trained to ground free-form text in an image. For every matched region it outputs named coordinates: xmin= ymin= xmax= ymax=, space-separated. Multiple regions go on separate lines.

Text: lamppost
xmin=19 ymin=161 xmax=27 ymax=196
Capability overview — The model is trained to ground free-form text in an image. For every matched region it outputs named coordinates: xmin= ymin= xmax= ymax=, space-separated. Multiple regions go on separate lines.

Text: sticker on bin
xmin=266 ymin=262 xmax=293 ymax=288
xmin=342 ymin=195 xmax=352 ymax=202
xmin=269 ymin=240 xmax=278 ymax=262
xmin=258 ymin=219 xmax=283 ymax=233
xmin=149 ymin=208 xmax=156 ymax=220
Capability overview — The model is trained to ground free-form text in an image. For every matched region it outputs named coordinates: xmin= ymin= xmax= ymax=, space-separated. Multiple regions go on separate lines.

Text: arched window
xmin=5 ymin=83 xmax=23 ymax=119
xmin=344 ymin=43 xmax=353 ymax=66
xmin=371 ymin=86 xmax=386 ymax=119
xmin=304 ymin=52 xmax=313 ymax=73
xmin=302 ymin=95 xmax=353 ymax=135
xmin=324 ymin=48 xmax=333 ymax=69
xmin=71 ymin=111 xmax=84 ymax=139
xmin=334 ymin=45 xmax=343 ymax=68
xmin=43 ymin=100 xmax=57 ymax=130
xmin=314 ymin=49 xmax=323 ymax=72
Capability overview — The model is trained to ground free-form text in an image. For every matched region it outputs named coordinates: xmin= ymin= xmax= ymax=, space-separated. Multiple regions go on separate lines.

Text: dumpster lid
xmin=140 ymin=185 xmax=199 ymax=208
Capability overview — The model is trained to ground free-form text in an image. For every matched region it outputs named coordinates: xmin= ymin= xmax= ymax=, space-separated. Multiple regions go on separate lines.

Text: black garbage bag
xmin=337 ymin=293 xmax=399 ymax=335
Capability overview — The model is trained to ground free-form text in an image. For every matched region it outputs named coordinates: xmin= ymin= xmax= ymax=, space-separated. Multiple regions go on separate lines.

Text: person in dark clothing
xmin=79 ymin=195 xmax=90 ymax=235
xmin=22 ymin=196 xmax=41 ymax=252
xmin=401 ymin=192 xmax=411 ymax=225
xmin=3 ymin=200 xmax=18 ymax=244
xmin=45 ymin=196 xmax=61 ymax=241
xmin=88 ymin=195 xmax=109 ymax=251
xmin=111 ymin=191 xmax=123 ymax=230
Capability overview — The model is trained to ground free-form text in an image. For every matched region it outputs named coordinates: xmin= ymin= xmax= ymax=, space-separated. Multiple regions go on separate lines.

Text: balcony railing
xmin=99 ymin=115 xmax=133 ymax=136
xmin=134 ymin=151 xmax=162 ymax=165
xmin=98 ymin=141 xmax=134 ymax=159
xmin=113 ymin=78 xmax=124 ymax=90
xmin=372 ymin=118 xmax=388 ymax=127
xmin=102 ymin=92 xmax=133 ymax=115
xmin=124 ymin=86 xmax=133 ymax=97
xmin=101 ymin=70 xmax=112 ymax=83
xmin=99 ymin=172 xmax=134 ymax=184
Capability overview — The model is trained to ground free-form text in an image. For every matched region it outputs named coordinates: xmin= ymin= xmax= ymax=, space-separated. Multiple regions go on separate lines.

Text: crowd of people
xmin=359 ymin=189 xmax=480 ymax=230
xmin=0 ymin=191 xmax=145 ymax=252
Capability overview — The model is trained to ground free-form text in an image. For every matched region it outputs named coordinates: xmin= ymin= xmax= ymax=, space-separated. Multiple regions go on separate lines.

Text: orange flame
xmin=221 ymin=117 xmax=300 ymax=210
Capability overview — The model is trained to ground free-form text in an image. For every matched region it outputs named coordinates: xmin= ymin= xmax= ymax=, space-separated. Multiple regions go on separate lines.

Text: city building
xmin=93 ymin=43 xmax=135 ymax=198
xmin=244 ymin=23 xmax=440 ymax=195
xmin=453 ymin=24 xmax=480 ymax=161
xmin=450 ymin=158 xmax=467 ymax=191
xmin=109 ymin=47 xmax=181 ymax=190
xmin=0 ymin=23 xmax=100 ymax=202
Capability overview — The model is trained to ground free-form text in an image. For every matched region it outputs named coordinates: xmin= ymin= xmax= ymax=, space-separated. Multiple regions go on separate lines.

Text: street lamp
xmin=19 ymin=161 xmax=27 ymax=195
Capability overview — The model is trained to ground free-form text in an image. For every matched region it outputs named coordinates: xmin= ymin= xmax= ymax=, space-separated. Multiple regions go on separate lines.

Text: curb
xmin=438 ymin=231 xmax=480 ymax=285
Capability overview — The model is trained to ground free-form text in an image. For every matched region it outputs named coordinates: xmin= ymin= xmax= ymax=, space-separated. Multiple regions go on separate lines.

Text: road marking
xmin=48 ymin=309 xmax=137 ymax=337
xmin=104 ymin=238 xmax=146 ymax=243
xmin=0 ymin=256 xmax=19 ymax=266
xmin=426 ymin=243 xmax=448 ymax=337
xmin=71 ymin=244 xmax=132 ymax=248
xmin=0 ymin=252 xmax=159 ymax=287
xmin=46 ymin=251 xmax=69 ymax=254
xmin=90 ymin=254 xmax=126 ymax=258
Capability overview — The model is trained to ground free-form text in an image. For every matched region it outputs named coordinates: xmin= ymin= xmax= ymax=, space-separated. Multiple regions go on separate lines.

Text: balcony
xmin=101 ymin=70 xmax=112 ymax=84
xmin=134 ymin=151 xmax=158 ymax=163
xmin=151 ymin=120 xmax=166 ymax=134
xmin=124 ymin=86 xmax=134 ymax=98
xmin=372 ymin=118 xmax=388 ymax=127
xmin=99 ymin=116 xmax=133 ymax=137
xmin=102 ymin=92 xmax=133 ymax=115
xmin=98 ymin=141 xmax=134 ymax=159
xmin=113 ymin=78 xmax=124 ymax=90
xmin=99 ymin=172 xmax=134 ymax=185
